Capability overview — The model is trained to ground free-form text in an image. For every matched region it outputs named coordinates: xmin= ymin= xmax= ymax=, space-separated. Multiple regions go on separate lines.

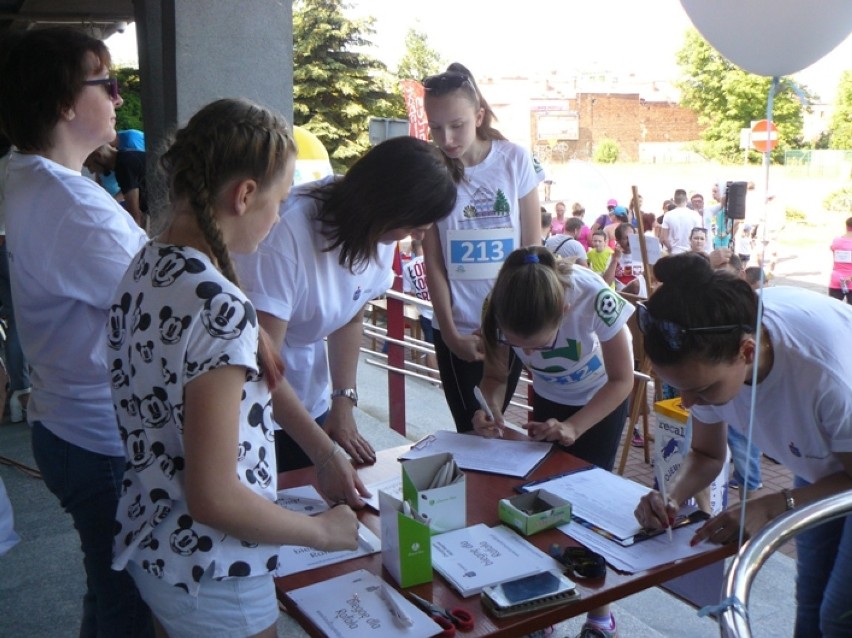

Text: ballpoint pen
xmin=473 ymin=386 xmax=523 ymax=432
xmin=653 ymin=461 xmax=673 ymax=543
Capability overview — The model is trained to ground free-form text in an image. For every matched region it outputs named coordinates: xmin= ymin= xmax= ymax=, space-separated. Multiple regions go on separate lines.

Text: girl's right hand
xmin=446 ymin=332 xmax=484 ymax=363
xmin=316 ymin=504 xmax=359 ymax=552
xmin=472 ymin=409 xmax=505 ymax=438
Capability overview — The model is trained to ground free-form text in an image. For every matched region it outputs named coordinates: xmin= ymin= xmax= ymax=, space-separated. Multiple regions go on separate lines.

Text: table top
xmin=275 ymin=442 xmax=733 ymax=637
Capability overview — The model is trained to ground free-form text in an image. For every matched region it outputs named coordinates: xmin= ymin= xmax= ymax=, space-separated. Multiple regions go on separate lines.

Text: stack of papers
xmin=288 ymin=569 xmax=442 ymax=638
xmin=400 ymin=431 xmax=552 ymax=478
xmin=431 ymin=524 xmax=563 ymax=597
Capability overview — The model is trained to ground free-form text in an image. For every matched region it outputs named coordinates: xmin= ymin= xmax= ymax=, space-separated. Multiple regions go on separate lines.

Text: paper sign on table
xmin=274 ymin=524 xmax=381 ymax=578
xmin=275 ymin=485 xmax=329 ymax=515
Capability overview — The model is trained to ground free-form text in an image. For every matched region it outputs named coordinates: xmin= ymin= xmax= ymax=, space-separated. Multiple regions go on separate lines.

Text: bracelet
xmin=316 ymin=442 xmax=341 ymax=472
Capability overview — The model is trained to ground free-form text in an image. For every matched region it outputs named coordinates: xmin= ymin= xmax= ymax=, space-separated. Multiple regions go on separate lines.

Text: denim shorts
xmin=127 ymin=562 xmax=279 ymax=637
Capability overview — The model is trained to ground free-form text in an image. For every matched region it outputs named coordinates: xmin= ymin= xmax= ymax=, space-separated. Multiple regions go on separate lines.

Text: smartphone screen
xmin=500 ymin=571 xmax=561 ymax=604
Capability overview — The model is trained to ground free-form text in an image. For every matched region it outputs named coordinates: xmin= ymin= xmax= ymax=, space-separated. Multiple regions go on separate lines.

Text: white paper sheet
xmin=274 ymin=524 xmax=381 ymax=577
xmin=288 ymin=568 xmax=442 ymax=638
xmin=523 ymin=467 xmax=651 ymax=541
xmin=275 ymin=485 xmax=330 ymax=515
xmin=400 ymin=431 xmax=552 ymax=477
xmin=363 ymin=475 xmax=404 ymax=511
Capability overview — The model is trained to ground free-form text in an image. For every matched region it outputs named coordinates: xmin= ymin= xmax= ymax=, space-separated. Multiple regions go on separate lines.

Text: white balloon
xmin=680 ymin=0 xmax=852 ymax=77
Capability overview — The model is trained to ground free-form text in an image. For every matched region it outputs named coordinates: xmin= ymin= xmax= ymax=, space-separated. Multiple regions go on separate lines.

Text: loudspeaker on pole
xmin=725 ymin=181 xmax=747 ymax=220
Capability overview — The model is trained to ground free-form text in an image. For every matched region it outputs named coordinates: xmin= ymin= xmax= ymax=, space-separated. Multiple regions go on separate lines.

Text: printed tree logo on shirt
xmin=493 ymin=189 xmax=510 ymax=216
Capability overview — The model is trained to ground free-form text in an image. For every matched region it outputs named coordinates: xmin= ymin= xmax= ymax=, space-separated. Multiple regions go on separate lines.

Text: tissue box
xmin=379 ymin=491 xmax=432 ymax=588
xmin=401 ymin=452 xmax=466 ymax=534
xmin=498 ymin=489 xmax=572 ymax=536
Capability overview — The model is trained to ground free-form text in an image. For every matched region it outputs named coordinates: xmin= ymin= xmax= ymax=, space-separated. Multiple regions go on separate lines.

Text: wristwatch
xmin=781 ymin=488 xmax=796 ymax=511
xmin=330 ymin=387 xmax=358 ymax=406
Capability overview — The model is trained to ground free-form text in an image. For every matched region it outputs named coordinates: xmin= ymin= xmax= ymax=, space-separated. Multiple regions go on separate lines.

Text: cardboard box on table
xmin=401 ymin=453 xmax=466 ymax=534
xmin=498 ymin=489 xmax=572 ymax=536
xmin=379 ymin=491 xmax=432 ymax=588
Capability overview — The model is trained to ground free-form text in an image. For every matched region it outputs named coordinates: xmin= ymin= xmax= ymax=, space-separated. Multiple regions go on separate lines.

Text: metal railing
xmin=720 ymin=490 xmax=852 ymax=637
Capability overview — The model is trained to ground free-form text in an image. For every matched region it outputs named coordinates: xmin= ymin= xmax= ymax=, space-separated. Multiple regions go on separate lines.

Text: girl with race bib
xmin=422 ymin=62 xmax=542 ymax=433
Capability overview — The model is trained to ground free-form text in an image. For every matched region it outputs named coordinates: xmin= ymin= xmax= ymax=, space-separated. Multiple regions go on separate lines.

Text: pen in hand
xmin=653 ymin=461 xmax=673 ymax=543
xmin=474 ymin=386 xmax=524 ymax=434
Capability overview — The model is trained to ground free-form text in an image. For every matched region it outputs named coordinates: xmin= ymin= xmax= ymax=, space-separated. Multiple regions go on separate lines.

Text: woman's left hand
xmin=325 ymin=410 xmax=376 ymax=466
xmin=523 ymin=419 xmax=579 ymax=447
xmin=690 ymin=493 xmax=782 ymax=546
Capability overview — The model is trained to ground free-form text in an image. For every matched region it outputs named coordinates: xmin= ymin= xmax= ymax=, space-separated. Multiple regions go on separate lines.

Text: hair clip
xmin=523 ymin=254 xmax=540 ymax=264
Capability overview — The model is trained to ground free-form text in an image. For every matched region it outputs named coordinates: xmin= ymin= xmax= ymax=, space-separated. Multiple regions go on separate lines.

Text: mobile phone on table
xmin=481 ymin=570 xmax=579 ymax=618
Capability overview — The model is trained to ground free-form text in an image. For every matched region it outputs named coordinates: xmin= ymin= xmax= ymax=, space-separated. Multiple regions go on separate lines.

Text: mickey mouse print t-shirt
xmin=109 ymin=242 xmax=279 ymax=595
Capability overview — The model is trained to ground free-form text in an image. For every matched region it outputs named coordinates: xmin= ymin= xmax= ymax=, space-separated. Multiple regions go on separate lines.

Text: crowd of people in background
xmin=0 ymin=25 xmax=850 ymax=638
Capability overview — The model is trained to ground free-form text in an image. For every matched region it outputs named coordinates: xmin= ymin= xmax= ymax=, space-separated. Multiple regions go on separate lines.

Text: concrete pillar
xmin=133 ymin=0 xmax=293 ymax=225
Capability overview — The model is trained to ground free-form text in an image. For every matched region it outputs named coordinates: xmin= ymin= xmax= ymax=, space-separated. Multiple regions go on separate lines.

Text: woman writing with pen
xmin=472 ymin=245 xmax=634 ymax=638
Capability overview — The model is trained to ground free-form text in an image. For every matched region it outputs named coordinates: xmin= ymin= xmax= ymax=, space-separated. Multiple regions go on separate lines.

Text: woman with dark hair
xmin=0 ymin=27 xmax=152 ymax=635
xmin=634 ymin=252 xmax=852 ymax=637
xmin=234 ymin=136 xmax=457 ymax=478
xmin=421 ymin=62 xmax=542 ymax=433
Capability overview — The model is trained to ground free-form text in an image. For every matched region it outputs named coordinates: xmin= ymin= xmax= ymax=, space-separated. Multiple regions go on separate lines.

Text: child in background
xmin=402 ymin=239 xmax=440 ymax=375
xmin=572 ymin=202 xmax=591 ymax=250
xmin=737 ymin=223 xmax=754 ymax=266
xmin=587 ymin=230 xmax=615 ymax=285
xmin=109 ymin=99 xmax=359 ymax=637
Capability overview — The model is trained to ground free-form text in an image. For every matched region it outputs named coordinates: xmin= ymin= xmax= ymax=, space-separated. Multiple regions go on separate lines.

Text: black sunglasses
xmin=422 ymin=72 xmax=470 ymax=94
xmin=636 ymin=302 xmax=750 ymax=351
xmin=84 ymin=77 xmax=120 ymax=101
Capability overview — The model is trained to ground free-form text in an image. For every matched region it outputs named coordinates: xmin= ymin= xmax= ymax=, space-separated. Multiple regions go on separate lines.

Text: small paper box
xmin=498 ymin=489 xmax=572 ymax=536
xmin=379 ymin=490 xmax=432 ymax=588
xmin=401 ymin=452 xmax=466 ymax=534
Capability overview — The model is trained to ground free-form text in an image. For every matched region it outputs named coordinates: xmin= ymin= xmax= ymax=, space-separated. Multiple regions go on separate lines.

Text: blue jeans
xmin=32 ymin=422 xmax=153 ymax=637
xmin=0 ymin=243 xmax=30 ymax=393
xmin=793 ymin=476 xmax=852 ymax=637
xmin=727 ymin=426 xmax=762 ymax=490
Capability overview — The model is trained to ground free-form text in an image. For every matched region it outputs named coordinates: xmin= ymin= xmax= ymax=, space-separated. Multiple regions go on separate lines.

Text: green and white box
xmin=401 ymin=452 xmax=466 ymax=534
xmin=379 ymin=491 xmax=432 ymax=588
xmin=498 ymin=489 xmax=572 ymax=536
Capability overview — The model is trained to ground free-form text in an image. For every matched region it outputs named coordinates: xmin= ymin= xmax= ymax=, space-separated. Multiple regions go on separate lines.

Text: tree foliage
xmin=293 ymin=0 xmax=400 ymax=170
xmin=827 ymin=70 xmax=852 ymax=150
xmin=396 ymin=26 xmax=444 ymax=81
xmin=676 ymin=29 xmax=808 ymax=163
xmin=115 ymin=67 xmax=143 ymax=132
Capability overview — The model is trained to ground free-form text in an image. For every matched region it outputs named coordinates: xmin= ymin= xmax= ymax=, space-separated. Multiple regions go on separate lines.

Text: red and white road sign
xmin=751 ymin=119 xmax=778 ymax=153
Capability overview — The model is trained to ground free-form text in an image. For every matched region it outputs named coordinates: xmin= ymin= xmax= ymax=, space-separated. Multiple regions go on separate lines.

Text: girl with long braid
xmin=109 ymin=99 xmax=359 ymax=638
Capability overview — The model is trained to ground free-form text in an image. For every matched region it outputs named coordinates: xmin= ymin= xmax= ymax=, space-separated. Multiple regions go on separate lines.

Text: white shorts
xmin=127 ymin=562 xmax=279 ymax=638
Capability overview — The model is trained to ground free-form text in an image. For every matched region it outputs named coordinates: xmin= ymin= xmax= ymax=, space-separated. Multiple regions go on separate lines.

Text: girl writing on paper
xmin=233 ymin=136 xmax=458 ymax=474
xmin=109 ymin=99 xmax=360 ymax=638
xmin=473 ymin=245 xmax=634 ymax=638
xmin=633 ymin=252 xmax=852 ymax=637
xmin=422 ymin=62 xmax=542 ymax=434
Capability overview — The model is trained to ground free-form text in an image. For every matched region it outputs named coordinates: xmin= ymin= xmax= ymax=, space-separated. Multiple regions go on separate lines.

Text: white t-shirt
xmin=5 ymin=152 xmax=146 ymax=456
xmin=662 ymin=206 xmax=702 ymax=255
xmin=514 ymin=266 xmax=634 ymax=405
xmin=692 ymin=287 xmax=852 ymax=483
xmin=433 ymin=140 xmax=540 ymax=334
xmin=234 ymin=179 xmax=395 ymax=417
xmin=110 ymin=243 xmax=279 ymax=595
xmin=401 ymin=254 xmax=432 ymax=321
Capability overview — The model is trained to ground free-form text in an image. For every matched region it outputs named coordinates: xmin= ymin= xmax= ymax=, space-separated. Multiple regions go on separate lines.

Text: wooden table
xmin=275 ymin=444 xmax=733 ymax=637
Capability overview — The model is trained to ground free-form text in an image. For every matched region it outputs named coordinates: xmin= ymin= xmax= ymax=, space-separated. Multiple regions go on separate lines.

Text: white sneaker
xmin=9 ymin=388 xmax=30 ymax=423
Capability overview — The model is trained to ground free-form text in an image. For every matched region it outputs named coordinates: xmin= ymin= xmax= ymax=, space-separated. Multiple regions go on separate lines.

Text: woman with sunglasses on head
xmin=422 ymin=62 xmax=543 ymax=433
xmin=634 ymin=252 xmax=852 ymax=637
xmin=475 ymin=245 xmax=634 ymax=638
xmin=0 ymin=28 xmax=152 ymax=635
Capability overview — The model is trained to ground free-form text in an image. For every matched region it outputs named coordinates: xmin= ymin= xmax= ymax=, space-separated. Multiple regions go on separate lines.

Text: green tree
xmin=827 ymin=70 xmax=852 ymax=150
xmin=396 ymin=26 xmax=444 ymax=81
xmin=115 ymin=67 xmax=143 ymax=132
xmin=293 ymin=0 xmax=399 ymax=170
xmin=676 ymin=29 xmax=808 ymax=162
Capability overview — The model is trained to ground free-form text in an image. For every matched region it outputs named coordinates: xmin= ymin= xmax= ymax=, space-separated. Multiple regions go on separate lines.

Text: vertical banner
xmin=400 ymin=80 xmax=429 ymax=141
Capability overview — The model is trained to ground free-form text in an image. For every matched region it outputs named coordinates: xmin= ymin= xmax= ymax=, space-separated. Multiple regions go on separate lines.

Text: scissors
xmin=407 ymin=593 xmax=474 ymax=636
